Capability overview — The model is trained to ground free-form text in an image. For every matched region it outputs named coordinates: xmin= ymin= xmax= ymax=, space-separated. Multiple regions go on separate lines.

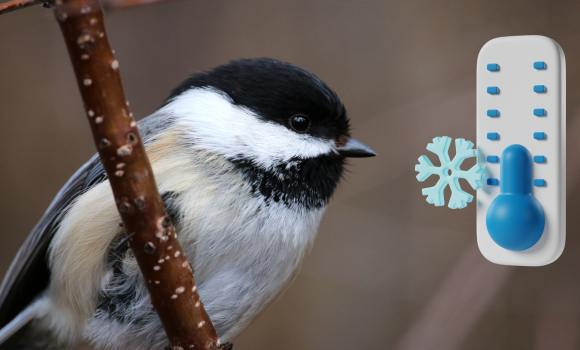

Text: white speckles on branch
xmin=80 ymin=6 xmax=91 ymax=14
xmin=191 ymin=285 xmax=197 ymax=292
xmin=167 ymin=245 xmax=173 ymax=250
xmin=90 ymin=18 xmax=97 ymax=25
xmin=77 ymin=32 xmax=94 ymax=50
xmin=195 ymin=301 xmax=200 ymax=307
xmin=130 ymin=121 xmax=136 ymax=127
xmin=157 ymin=259 xmax=164 ymax=264
xmin=116 ymin=163 xmax=126 ymax=169
xmin=98 ymin=32 xmax=105 ymax=38
xmin=81 ymin=54 xmax=89 ymax=60
xmin=182 ymin=262 xmax=188 ymax=268
xmin=171 ymin=294 xmax=178 ymax=300
xmin=116 ymin=145 xmax=133 ymax=156
xmin=175 ymin=287 xmax=185 ymax=294
xmin=87 ymin=110 xmax=94 ymax=117
xmin=153 ymin=265 xmax=161 ymax=271
xmin=165 ymin=255 xmax=170 ymax=260
xmin=83 ymin=78 xmax=92 ymax=86
xmin=111 ymin=60 xmax=119 ymax=70
xmin=174 ymin=251 xmax=181 ymax=258
xmin=197 ymin=321 xmax=205 ymax=328
xmin=114 ymin=170 xmax=124 ymax=177
xmin=155 ymin=280 xmax=160 ymax=284
xmin=95 ymin=116 xmax=103 ymax=123
xmin=126 ymin=101 xmax=130 ymax=106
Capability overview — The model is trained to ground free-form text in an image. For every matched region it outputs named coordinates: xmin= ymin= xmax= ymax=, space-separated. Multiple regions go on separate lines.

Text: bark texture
xmin=51 ymin=0 xmax=225 ymax=348
xmin=0 ymin=0 xmax=41 ymax=15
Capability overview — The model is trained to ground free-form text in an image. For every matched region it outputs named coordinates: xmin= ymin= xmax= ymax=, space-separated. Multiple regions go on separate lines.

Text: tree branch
xmin=0 ymin=0 xmax=41 ymax=16
xmin=52 ymin=0 xmax=225 ymax=348
xmin=102 ymin=0 xmax=174 ymax=10
xmin=0 ymin=0 xmax=175 ymax=15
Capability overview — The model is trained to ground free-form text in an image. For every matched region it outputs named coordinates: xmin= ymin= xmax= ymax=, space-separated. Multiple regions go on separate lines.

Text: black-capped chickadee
xmin=0 ymin=58 xmax=376 ymax=350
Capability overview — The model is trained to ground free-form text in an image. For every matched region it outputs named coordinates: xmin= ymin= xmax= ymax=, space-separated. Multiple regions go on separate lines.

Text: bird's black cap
xmin=165 ymin=58 xmax=350 ymax=142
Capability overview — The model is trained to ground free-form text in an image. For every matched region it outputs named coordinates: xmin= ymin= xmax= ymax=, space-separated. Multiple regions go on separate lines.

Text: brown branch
xmin=0 ymin=0 xmax=174 ymax=15
xmin=102 ymin=0 xmax=175 ymax=10
xmin=52 ymin=0 xmax=226 ymax=349
xmin=0 ymin=0 xmax=41 ymax=15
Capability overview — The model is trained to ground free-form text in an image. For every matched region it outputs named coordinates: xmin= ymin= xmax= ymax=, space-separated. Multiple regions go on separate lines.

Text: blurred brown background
xmin=2 ymin=0 xmax=580 ymax=349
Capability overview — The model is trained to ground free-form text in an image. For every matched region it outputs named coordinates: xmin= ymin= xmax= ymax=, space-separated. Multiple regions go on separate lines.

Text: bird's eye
xmin=289 ymin=114 xmax=311 ymax=133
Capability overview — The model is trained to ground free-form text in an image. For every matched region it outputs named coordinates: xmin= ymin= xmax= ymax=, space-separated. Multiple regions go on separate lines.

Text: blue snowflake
xmin=415 ymin=136 xmax=484 ymax=209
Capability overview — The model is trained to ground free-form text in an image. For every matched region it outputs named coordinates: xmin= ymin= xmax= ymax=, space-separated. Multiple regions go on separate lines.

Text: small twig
xmin=0 ymin=0 xmax=175 ymax=15
xmin=52 ymin=0 xmax=225 ymax=348
xmin=0 ymin=0 xmax=40 ymax=15
xmin=102 ymin=0 xmax=175 ymax=10
xmin=112 ymin=231 xmax=136 ymax=255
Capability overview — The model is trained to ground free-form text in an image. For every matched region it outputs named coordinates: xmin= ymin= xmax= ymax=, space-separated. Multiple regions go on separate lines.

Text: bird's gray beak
xmin=337 ymin=138 xmax=377 ymax=158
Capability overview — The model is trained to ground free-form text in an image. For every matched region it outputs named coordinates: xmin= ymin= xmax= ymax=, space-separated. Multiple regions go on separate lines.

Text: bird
xmin=0 ymin=57 xmax=376 ymax=350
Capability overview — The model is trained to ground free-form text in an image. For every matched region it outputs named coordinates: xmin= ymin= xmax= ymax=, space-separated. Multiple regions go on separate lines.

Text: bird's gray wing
xmin=0 ymin=113 xmax=175 ymax=330
xmin=0 ymin=154 xmax=106 ymax=329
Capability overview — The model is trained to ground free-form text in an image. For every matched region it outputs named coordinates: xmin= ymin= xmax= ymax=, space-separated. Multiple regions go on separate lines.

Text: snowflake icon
xmin=415 ymin=136 xmax=485 ymax=209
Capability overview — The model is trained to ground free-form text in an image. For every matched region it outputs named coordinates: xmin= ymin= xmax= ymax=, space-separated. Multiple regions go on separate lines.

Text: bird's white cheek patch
xmin=158 ymin=88 xmax=335 ymax=169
